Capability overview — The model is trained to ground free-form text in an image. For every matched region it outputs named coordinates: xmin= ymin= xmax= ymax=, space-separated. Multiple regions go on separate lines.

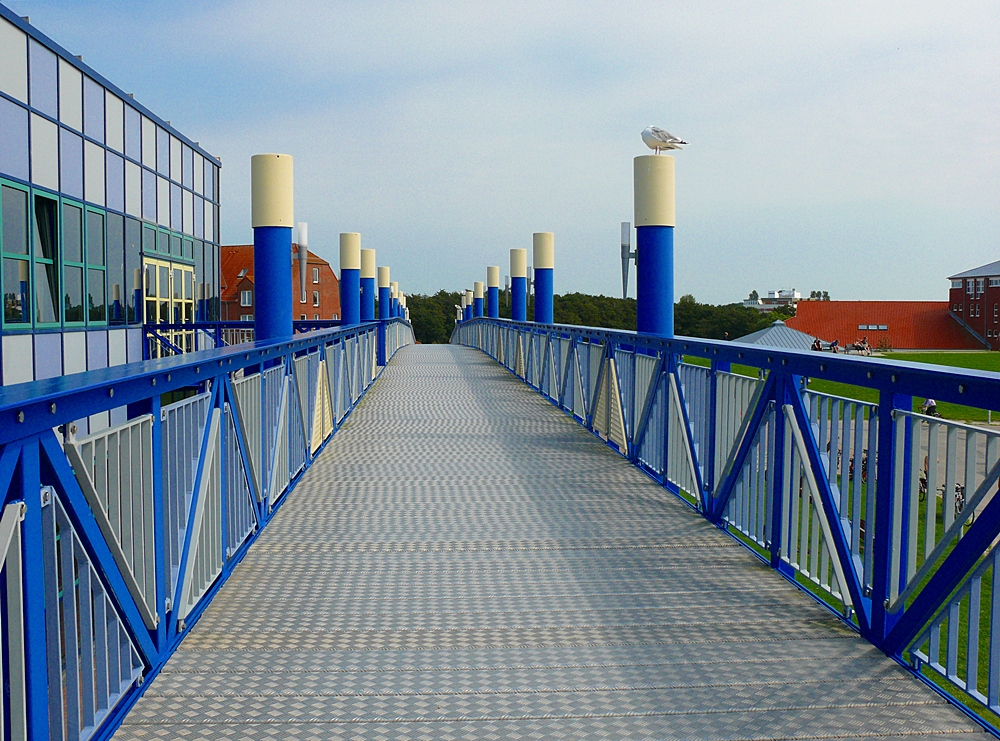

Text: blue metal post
xmin=474 ymin=281 xmax=484 ymax=318
xmin=532 ymin=232 xmax=553 ymax=324
xmin=251 ymin=153 xmax=295 ymax=342
xmin=390 ymin=282 xmax=399 ymax=319
xmin=360 ymin=248 xmax=376 ymax=322
xmin=634 ymin=155 xmax=675 ymax=336
xmin=464 ymin=290 xmax=473 ymax=321
xmin=487 ymin=265 xmax=500 ymax=318
xmin=340 ymin=233 xmax=361 ymax=325
xmin=378 ymin=267 xmax=391 ymax=320
xmin=510 ymin=248 xmax=527 ymax=322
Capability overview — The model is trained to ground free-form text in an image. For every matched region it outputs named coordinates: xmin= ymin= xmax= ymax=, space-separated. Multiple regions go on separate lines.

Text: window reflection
xmin=3 ymin=258 xmax=30 ymax=323
xmin=87 ymin=210 xmax=105 ymax=266
xmin=88 ymin=268 xmax=105 ymax=322
xmin=64 ymin=265 xmax=84 ymax=322
xmin=35 ymin=261 xmax=58 ymax=323
xmin=63 ymin=203 xmax=83 ymax=263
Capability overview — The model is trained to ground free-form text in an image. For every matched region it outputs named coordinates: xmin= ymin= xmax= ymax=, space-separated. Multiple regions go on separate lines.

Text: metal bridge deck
xmin=115 ymin=345 xmax=985 ymax=740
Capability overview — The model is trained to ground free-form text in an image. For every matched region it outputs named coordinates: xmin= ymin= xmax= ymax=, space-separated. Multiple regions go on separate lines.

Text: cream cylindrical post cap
xmin=378 ymin=266 xmax=390 ymax=288
xmin=461 ymin=292 xmax=467 ymax=307
xmin=251 ymin=153 xmax=294 ymax=227
xmin=474 ymin=281 xmax=484 ymax=299
xmin=633 ymin=154 xmax=675 ymax=227
xmin=533 ymin=232 xmax=554 ymax=270
xmin=487 ymin=266 xmax=500 ymax=288
xmin=390 ymin=281 xmax=398 ymax=298
xmin=360 ymin=248 xmax=376 ymax=279
xmin=466 ymin=289 xmax=474 ymax=303
xmin=339 ymin=233 xmax=361 ymax=270
xmin=510 ymin=248 xmax=527 ymax=278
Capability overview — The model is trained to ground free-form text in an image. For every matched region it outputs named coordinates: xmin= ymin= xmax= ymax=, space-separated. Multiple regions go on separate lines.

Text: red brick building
xmin=786 ymin=301 xmax=984 ymax=351
xmin=948 ymin=260 xmax=1000 ymax=350
xmin=220 ymin=245 xmax=341 ymax=322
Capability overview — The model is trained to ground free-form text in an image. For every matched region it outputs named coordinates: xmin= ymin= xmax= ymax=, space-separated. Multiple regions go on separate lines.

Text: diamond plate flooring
xmin=114 ymin=345 xmax=986 ymax=740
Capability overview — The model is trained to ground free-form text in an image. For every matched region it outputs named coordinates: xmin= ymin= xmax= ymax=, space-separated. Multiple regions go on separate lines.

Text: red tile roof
xmin=785 ymin=301 xmax=985 ymax=351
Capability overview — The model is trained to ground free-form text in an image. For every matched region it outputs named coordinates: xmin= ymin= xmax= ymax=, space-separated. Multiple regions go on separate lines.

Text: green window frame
xmin=85 ymin=206 xmax=108 ymax=325
xmin=1 ymin=180 xmax=33 ymax=329
xmin=62 ymin=199 xmax=87 ymax=326
xmin=33 ymin=191 xmax=61 ymax=327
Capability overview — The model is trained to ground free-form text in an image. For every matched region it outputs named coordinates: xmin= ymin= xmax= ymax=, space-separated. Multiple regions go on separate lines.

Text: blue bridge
xmin=0 ymin=316 xmax=999 ymax=739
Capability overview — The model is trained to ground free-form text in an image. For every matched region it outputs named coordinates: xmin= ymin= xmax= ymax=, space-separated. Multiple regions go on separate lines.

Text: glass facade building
xmin=0 ymin=5 xmax=221 ymax=387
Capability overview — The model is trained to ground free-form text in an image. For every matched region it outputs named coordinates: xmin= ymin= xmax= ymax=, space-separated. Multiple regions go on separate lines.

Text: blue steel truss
xmin=0 ymin=318 xmax=412 ymax=741
xmin=454 ymin=316 xmax=1000 ymax=732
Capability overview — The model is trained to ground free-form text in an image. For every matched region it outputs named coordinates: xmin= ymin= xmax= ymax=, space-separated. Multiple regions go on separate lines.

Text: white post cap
xmin=360 ymin=248 xmax=376 ymax=279
xmin=251 ymin=153 xmax=294 ymax=227
xmin=633 ymin=154 xmax=675 ymax=227
xmin=390 ymin=281 xmax=398 ymax=298
xmin=487 ymin=265 xmax=500 ymax=288
xmin=465 ymin=289 xmax=474 ymax=303
xmin=339 ymin=233 xmax=361 ymax=270
xmin=510 ymin=248 xmax=527 ymax=278
xmin=474 ymin=281 xmax=484 ymax=299
xmin=378 ymin=266 xmax=390 ymax=288
xmin=461 ymin=292 xmax=467 ymax=307
xmin=532 ymin=232 xmax=554 ymax=269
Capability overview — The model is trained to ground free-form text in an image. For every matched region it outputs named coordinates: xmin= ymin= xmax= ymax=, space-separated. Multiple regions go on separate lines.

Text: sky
xmin=8 ymin=1 xmax=999 ymax=304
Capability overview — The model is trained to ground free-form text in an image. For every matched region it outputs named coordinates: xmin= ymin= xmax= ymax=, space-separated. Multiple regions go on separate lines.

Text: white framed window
xmin=300 ymin=313 xmax=306 ymax=320
xmin=312 ymin=290 xmax=320 ymax=307
xmin=877 ymin=324 xmax=888 ymax=330
xmin=333 ymin=313 xmax=338 ymax=320
xmin=991 ymin=278 xmax=1000 ymax=287
xmin=994 ymin=303 xmax=998 ymax=322
xmin=977 ymin=278 xmax=985 ymax=295
xmin=240 ymin=289 xmax=252 ymax=306
xmin=312 ymin=267 xmax=319 ymax=284
xmin=952 ymin=280 xmax=963 ymax=289
xmin=314 ymin=313 xmax=319 ymax=320
xmin=976 ymin=304 xmax=981 ymax=317
xmin=240 ymin=313 xmax=252 ymax=321
xmin=968 ymin=279 xmax=975 ymax=295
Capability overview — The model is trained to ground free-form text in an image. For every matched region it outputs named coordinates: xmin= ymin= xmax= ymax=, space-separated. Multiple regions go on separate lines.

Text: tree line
xmin=407 ymin=290 xmax=794 ymax=345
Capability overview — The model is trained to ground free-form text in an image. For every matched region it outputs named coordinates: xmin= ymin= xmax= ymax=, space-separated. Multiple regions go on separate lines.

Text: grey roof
xmin=733 ymin=320 xmax=817 ymax=350
xmin=949 ymin=259 xmax=1000 ymax=280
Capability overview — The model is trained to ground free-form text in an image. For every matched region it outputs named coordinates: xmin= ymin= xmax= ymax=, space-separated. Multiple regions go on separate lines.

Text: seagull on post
xmin=641 ymin=126 xmax=688 ymax=153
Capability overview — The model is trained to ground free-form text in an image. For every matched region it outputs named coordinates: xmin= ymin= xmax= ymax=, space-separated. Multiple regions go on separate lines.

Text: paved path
xmin=115 ymin=345 xmax=986 ymax=740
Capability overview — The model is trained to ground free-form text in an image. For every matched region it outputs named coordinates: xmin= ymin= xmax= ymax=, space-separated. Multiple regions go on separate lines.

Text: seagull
xmin=642 ymin=126 xmax=688 ymax=153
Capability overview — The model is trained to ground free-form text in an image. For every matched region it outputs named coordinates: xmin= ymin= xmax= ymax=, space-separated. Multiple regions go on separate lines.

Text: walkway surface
xmin=115 ymin=345 xmax=986 ymax=740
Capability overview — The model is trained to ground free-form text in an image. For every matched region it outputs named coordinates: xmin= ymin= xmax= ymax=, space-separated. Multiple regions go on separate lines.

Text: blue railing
xmin=143 ymin=320 xmax=346 ymax=359
xmin=0 ymin=318 xmax=413 ymax=741
xmin=454 ymin=316 xmax=1000 ymax=731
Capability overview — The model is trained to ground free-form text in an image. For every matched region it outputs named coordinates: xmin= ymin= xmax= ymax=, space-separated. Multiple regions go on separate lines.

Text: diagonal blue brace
xmin=38 ymin=432 xmax=159 ymax=663
xmin=669 ymin=358 xmax=706 ymax=512
xmin=784 ymin=385 xmax=871 ymax=633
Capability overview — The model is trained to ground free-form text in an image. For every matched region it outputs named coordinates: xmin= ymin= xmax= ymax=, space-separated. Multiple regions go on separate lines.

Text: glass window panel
xmin=88 ymin=268 xmax=106 ymax=321
xmin=84 ymin=140 xmax=105 ymax=206
xmin=157 ymin=176 xmax=169 ymax=227
xmin=182 ymin=189 xmax=193 ymax=236
xmin=59 ymin=128 xmax=83 ymax=198
xmin=62 ymin=203 xmax=83 ymax=263
xmin=205 ymin=202 xmax=214 ymax=244
xmin=28 ymin=40 xmax=57 ymax=118
xmin=142 ymin=224 xmax=156 ymax=256
xmin=83 ymin=77 xmax=105 ymax=143
xmin=125 ymin=160 xmax=141 ymax=217
xmin=125 ymin=218 xmax=140 ymax=320
xmin=2 ymin=186 xmax=28 ymax=255
xmin=142 ymin=167 xmax=156 ymax=221
xmin=170 ymin=135 xmax=181 ymax=182
xmin=33 ymin=194 xmax=57 ymax=260
xmin=0 ymin=18 xmax=28 ymax=103
xmin=63 ymin=264 xmax=84 ymax=322
xmin=158 ymin=230 xmax=168 ymax=255
xmin=105 ymin=91 xmax=124 ymax=152
xmin=34 ymin=260 xmax=58 ymax=323
xmin=144 ymin=262 xmax=155 ymax=297
xmin=169 ymin=234 xmax=181 ymax=257
xmin=203 ymin=159 xmax=214 ymax=201
xmin=183 ymin=238 xmax=193 ymax=260
xmin=170 ymin=183 xmax=181 ymax=231
xmin=0 ymin=96 xmax=29 ymax=181
xmin=172 ymin=267 xmax=182 ymax=300
xmin=182 ymin=145 xmax=194 ymax=188
xmin=125 ymin=105 xmax=141 ymax=161
xmin=107 ymin=213 xmax=124 ymax=314
xmin=106 ymin=151 xmax=125 ymax=212
xmin=194 ymin=195 xmax=204 ymax=238
xmin=86 ymin=210 xmax=105 ymax=266
xmin=29 ymin=113 xmax=58 ymax=191
xmin=194 ymin=151 xmax=203 ymax=194
xmin=58 ymin=59 xmax=82 ymax=130
xmin=3 ymin=257 xmax=30 ymax=323
xmin=141 ymin=115 xmax=155 ymax=167
xmin=214 ymin=205 xmax=220 ymax=243
xmin=156 ymin=127 xmax=169 ymax=176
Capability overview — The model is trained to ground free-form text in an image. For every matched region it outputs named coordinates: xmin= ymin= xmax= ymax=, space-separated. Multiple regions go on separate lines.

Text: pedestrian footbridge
xmin=0 ymin=318 xmax=997 ymax=739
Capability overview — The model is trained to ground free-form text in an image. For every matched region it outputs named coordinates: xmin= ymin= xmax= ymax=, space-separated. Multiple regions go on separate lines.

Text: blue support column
xmin=464 ymin=290 xmax=473 ymax=321
xmin=378 ymin=267 xmax=391 ymax=320
xmin=390 ymin=281 xmax=399 ymax=319
xmin=340 ymin=233 xmax=361 ymax=326
xmin=634 ymin=154 xmax=675 ymax=337
xmin=510 ymin=248 xmax=527 ymax=322
xmin=473 ymin=281 xmax=484 ymax=318
xmin=487 ymin=265 xmax=500 ymax=318
xmin=251 ymin=153 xmax=295 ymax=342
xmin=532 ymin=233 xmax=554 ymax=324
xmin=360 ymin=248 xmax=376 ymax=322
